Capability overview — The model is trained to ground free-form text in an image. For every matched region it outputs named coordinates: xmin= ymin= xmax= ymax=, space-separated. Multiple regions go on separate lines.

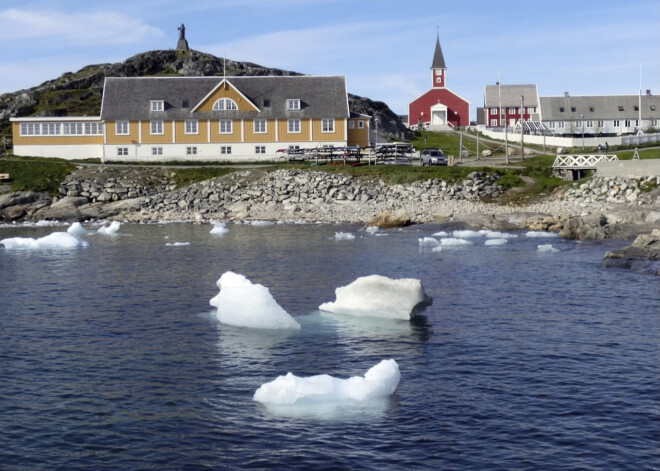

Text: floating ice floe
xmin=1 ymin=232 xmax=88 ymax=250
xmin=525 ymin=231 xmax=558 ymax=238
xmin=334 ymin=232 xmax=355 ymax=240
xmin=35 ymin=220 xmax=60 ymax=227
xmin=249 ymin=220 xmax=275 ymax=226
xmin=210 ymin=271 xmax=301 ymax=330
xmin=97 ymin=221 xmax=121 ymax=235
xmin=253 ymin=359 xmax=401 ymax=406
xmin=165 ymin=242 xmax=190 ymax=247
xmin=67 ymin=222 xmax=88 ymax=235
xmin=480 ymin=230 xmax=518 ymax=239
xmin=366 ymin=226 xmax=379 ymax=234
xmin=432 ymin=231 xmax=448 ymax=237
xmin=537 ymin=244 xmax=560 ymax=253
xmin=485 ymin=238 xmax=508 ymax=246
xmin=319 ymin=274 xmax=432 ymax=320
xmin=210 ymin=221 xmax=229 ymax=235
xmin=452 ymin=230 xmax=482 ymax=238
xmin=418 ymin=237 xmax=440 ymax=247
xmin=440 ymin=237 xmax=474 ymax=247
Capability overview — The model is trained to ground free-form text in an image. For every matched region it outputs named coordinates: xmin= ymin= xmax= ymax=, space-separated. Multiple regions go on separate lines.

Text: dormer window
xmin=633 ymin=105 xmax=639 ymax=111
xmin=151 ymin=100 xmax=164 ymax=112
xmin=618 ymin=105 xmax=624 ymax=111
xmin=570 ymin=107 xmax=576 ymax=112
xmin=263 ymin=99 xmax=271 ymax=108
xmin=287 ymin=99 xmax=301 ymax=110
xmin=589 ymin=106 xmax=595 ymax=112
xmin=213 ymin=98 xmax=237 ymax=111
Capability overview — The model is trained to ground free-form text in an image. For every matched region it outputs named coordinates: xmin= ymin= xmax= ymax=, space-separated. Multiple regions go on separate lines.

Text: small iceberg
xmin=210 ymin=222 xmax=229 ymax=235
xmin=334 ymin=232 xmax=355 ymax=240
xmin=480 ymin=230 xmax=518 ymax=239
xmin=254 ymin=359 xmax=401 ymax=405
xmin=97 ymin=221 xmax=121 ymax=235
xmin=319 ymin=274 xmax=432 ymax=320
xmin=165 ymin=242 xmax=190 ymax=247
xmin=440 ymin=237 xmax=473 ymax=247
xmin=537 ymin=244 xmax=560 ymax=253
xmin=1 ymin=232 xmax=88 ymax=250
xmin=67 ymin=222 xmax=88 ymax=235
xmin=525 ymin=231 xmax=558 ymax=238
xmin=210 ymin=271 xmax=300 ymax=330
xmin=418 ymin=237 xmax=439 ymax=247
xmin=485 ymin=238 xmax=508 ymax=246
xmin=366 ymin=226 xmax=379 ymax=234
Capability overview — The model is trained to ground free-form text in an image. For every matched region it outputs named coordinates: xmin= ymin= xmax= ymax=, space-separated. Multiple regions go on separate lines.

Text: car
xmin=420 ymin=149 xmax=447 ymax=166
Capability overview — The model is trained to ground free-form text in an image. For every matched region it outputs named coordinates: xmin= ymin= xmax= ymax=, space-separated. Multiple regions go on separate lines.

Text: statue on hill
xmin=177 ymin=24 xmax=189 ymax=51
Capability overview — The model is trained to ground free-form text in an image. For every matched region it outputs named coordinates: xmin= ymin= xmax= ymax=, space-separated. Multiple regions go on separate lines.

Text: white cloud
xmin=0 ymin=8 xmax=164 ymax=45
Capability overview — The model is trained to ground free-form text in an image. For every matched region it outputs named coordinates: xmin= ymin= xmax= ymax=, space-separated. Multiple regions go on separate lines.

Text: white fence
xmin=101 ymin=154 xmax=288 ymax=164
xmin=477 ymin=128 xmax=660 ymax=149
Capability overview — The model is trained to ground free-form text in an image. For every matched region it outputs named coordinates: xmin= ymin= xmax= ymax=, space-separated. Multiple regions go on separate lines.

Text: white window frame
xmin=116 ymin=120 xmax=129 ymax=135
xmin=321 ymin=118 xmax=335 ymax=133
xmin=212 ymin=98 xmax=238 ymax=111
xmin=348 ymin=120 xmax=355 ymax=129
xmin=287 ymin=99 xmax=301 ymax=110
xmin=186 ymin=146 xmax=197 ymax=155
xmin=490 ymin=119 xmax=498 ymax=127
xmin=219 ymin=120 xmax=232 ymax=134
xmin=63 ymin=123 xmax=84 ymax=135
xmin=185 ymin=119 xmax=198 ymax=135
xmin=84 ymin=123 xmax=102 ymax=135
xmin=253 ymin=119 xmax=267 ymax=134
xmin=151 ymin=146 xmax=163 ymax=156
xmin=221 ymin=146 xmax=232 ymax=155
xmin=150 ymin=120 xmax=164 ymax=135
xmin=358 ymin=121 xmax=364 ymax=129
xmin=117 ymin=147 xmax=128 ymax=156
xmin=20 ymin=123 xmax=40 ymax=136
xmin=508 ymin=107 xmax=516 ymax=114
xmin=288 ymin=119 xmax=301 ymax=133
xmin=151 ymin=100 xmax=164 ymax=112
xmin=255 ymin=145 xmax=266 ymax=154
xmin=42 ymin=123 xmax=60 ymax=135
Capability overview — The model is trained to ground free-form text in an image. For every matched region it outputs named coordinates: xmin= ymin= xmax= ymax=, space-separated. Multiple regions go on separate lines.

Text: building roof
xmin=484 ymin=84 xmax=539 ymax=108
xmin=431 ymin=37 xmax=446 ymax=70
xmin=100 ymin=75 xmax=349 ymax=120
xmin=539 ymin=94 xmax=660 ymax=121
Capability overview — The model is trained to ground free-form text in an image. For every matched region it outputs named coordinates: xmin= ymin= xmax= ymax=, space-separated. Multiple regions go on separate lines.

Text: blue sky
xmin=1 ymin=0 xmax=658 ymax=119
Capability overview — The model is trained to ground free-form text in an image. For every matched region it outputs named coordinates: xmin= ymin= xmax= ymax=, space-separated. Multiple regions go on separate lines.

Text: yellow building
xmin=11 ymin=75 xmax=370 ymax=161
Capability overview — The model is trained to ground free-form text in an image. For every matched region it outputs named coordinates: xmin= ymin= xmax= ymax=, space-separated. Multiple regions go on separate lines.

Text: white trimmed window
xmin=348 ymin=121 xmax=355 ymax=130
xmin=358 ymin=121 xmax=364 ymax=129
xmin=151 ymin=120 xmax=164 ymax=135
xmin=116 ymin=121 xmax=129 ymax=135
xmin=490 ymin=119 xmax=498 ymax=126
xmin=212 ymin=98 xmax=237 ymax=111
xmin=152 ymin=147 xmax=163 ymax=156
xmin=221 ymin=146 xmax=232 ymax=155
xmin=288 ymin=119 xmax=301 ymax=133
xmin=151 ymin=100 xmax=164 ymax=112
xmin=219 ymin=120 xmax=232 ymax=134
xmin=253 ymin=119 xmax=267 ymax=133
xmin=117 ymin=147 xmax=128 ymax=156
xmin=84 ymin=123 xmax=102 ymax=135
xmin=186 ymin=146 xmax=197 ymax=155
xmin=185 ymin=119 xmax=198 ymax=134
xmin=625 ymin=119 xmax=631 ymax=127
xmin=42 ymin=123 xmax=61 ymax=135
xmin=20 ymin=123 xmax=40 ymax=135
xmin=322 ymin=118 xmax=334 ymax=133
xmin=255 ymin=145 xmax=265 ymax=154
xmin=287 ymin=99 xmax=301 ymax=110
xmin=63 ymin=123 xmax=83 ymax=135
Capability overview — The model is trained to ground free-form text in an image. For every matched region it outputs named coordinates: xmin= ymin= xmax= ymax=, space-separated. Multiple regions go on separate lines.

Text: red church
xmin=408 ymin=36 xmax=469 ymax=129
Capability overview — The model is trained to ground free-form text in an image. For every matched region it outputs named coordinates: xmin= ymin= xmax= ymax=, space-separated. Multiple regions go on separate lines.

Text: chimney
xmin=564 ymin=91 xmax=570 ymax=98
xmin=646 ymin=89 xmax=652 ymax=96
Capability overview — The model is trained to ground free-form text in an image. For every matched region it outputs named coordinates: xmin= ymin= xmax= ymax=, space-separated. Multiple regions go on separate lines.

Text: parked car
xmin=421 ymin=149 xmax=447 ymax=166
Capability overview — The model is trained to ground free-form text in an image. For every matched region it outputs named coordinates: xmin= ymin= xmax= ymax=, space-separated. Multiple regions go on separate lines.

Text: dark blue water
xmin=1 ymin=222 xmax=658 ymax=470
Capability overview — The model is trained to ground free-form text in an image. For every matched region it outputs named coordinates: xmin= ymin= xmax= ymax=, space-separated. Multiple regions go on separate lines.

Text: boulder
xmin=367 ymin=209 xmax=411 ymax=228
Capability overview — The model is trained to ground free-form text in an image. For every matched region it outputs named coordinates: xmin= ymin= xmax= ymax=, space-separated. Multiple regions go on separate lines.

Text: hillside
xmin=0 ymin=49 xmax=411 ymax=142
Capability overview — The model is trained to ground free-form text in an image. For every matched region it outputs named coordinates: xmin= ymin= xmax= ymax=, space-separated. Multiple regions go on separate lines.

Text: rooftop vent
xmin=564 ymin=91 xmax=570 ymax=97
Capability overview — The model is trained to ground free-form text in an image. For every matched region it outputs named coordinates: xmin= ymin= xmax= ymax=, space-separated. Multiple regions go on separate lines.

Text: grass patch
xmin=171 ymin=167 xmax=238 ymax=188
xmin=0 ymin=157 xmax=75 ymax=195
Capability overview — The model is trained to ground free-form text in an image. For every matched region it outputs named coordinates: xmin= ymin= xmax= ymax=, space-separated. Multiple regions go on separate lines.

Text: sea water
xmin=1 ymin=222 xmax=658 ymax=470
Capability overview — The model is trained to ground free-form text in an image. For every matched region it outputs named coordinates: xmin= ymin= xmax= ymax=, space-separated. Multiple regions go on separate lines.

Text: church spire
xmin=431 ymin=35 xmax=446 ymax=70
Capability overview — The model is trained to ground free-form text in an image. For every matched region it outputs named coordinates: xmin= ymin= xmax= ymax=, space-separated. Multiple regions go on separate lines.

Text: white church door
xmin=430 ymin=103 xmax=447 ymax=126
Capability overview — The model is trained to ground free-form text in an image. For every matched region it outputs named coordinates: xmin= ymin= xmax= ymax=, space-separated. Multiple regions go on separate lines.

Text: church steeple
xmin=431 ymin=35 xmax=446 ymax=89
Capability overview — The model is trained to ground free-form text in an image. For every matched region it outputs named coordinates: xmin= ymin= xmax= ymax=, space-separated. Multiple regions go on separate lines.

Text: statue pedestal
xmin=177 ymin=39 xmax=189 ymax=51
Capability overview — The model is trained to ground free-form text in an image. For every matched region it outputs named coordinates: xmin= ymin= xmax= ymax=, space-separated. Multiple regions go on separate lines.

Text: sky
xmin=1 ymin=0 xmax=659 ymax=119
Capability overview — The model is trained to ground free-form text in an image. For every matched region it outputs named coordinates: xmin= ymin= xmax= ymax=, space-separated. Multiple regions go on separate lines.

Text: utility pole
xmin=520 ymin=95 xmax=525 ymax=160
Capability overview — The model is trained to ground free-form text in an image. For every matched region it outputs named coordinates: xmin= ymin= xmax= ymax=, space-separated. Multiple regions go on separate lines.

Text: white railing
xmin=102 ymin=154 xmax=288 ymax=164
xmin=552 ymin=154 xmax=618 ymax=169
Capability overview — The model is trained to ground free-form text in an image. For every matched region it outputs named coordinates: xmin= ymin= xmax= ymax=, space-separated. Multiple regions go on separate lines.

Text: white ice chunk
xmin=67 ymin=222 xmax=88 ymax=235
xmin=366 ymin=226 xmax=379 ymax=234
xmin=485 ymin=238 xmax=508 ymax=246
xmin=432 ymin=231 xmax=448 ymax=237
xmin=250 ymin=220 xmax=275 ymax=226
xmin=97 ymin=221 xmax=121 ymax=235
xmin=418 ymin=237 xmax=439 ymax=247
xmin=210 ymin=271 xmax=300 ymax=330
xmin=334 ymin=232 xmax=355 ymax=240
xmin=440 ymin=238 xmax=474 ymax=246
xmin=537 ymin=244 xmax=560 ymax=253
xmin=452 ymin=230 xmax=483 ymax=238
xmin=210 ymin=222 xmax=229 ymax=235
xmin=479 ymin=230 xmax=518 ymax=239
xmin=319 ymin=274 xmax=432 ymax=320
xmin=253 ymin=359 xmax=401 ymax=405
xmin=35 ymin=220 xmax=59 ymax=227
xmin=165 ymin=242 xmax=190 ymax=246
xmin=1 ymin=232 xmax=88 ymax=250
xmin=525 ymin=231 xmax=558 ymax=238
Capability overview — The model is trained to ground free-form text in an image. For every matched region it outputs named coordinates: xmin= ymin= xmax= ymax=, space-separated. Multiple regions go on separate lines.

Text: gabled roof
xmin=484 ymin=84 xmax=539 ymax=108
xmin=431 ymin=36 xmax=446 ymax=70
xmin=191 ymin=78 xmax=260 ymax=112
xmin=100 ymin=75 xmax=349 ymax=120
xmin=539 ymin=94 xmax=660 ymax=121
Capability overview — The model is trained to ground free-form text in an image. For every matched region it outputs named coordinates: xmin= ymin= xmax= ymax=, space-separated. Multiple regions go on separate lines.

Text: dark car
xmin=421 ymin=149 xmax=447 ymax=166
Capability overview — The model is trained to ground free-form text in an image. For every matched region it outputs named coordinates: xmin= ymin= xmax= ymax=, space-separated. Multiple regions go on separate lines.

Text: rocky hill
xmin=0 ymin=49 xmax=411 ymax=141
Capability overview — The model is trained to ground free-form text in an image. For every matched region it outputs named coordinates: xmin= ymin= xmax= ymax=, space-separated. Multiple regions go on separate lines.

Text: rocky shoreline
xmin=1 ymin=165 xmax=659 ymax=273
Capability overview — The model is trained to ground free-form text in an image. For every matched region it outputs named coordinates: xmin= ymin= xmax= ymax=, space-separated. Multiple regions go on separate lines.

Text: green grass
xmin=0 ymin=157 xmax=76 ymax=195
xmin=171 ymin=167 xmax=238 ymax=187
xmin=614 ymin=147 xmax=660 ymax=160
